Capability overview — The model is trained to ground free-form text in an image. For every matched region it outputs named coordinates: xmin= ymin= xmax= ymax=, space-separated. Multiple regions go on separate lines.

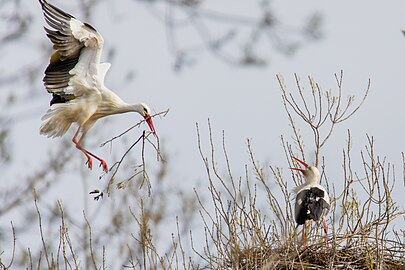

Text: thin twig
xmin=100 ymin=108 xmax=170 ymax=147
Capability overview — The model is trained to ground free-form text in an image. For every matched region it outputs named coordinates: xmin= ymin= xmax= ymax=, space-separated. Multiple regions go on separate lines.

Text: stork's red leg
xmin=323 ymin=216 xmax=329 ymax=247
xmin=72 ymin=127 xmax=93 ymax=169
xmin=302 ymin=223 xmax=307 ymax=248
xmin=72 ymin=127 xmax=108 ymax=172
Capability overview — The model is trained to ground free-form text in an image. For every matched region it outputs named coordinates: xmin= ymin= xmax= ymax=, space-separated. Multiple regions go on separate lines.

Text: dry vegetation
xmin=1 ymin=72 xmax=404 ymax=270
xmin=0 ymin=1 xmax=404 ymax=269
xmin=189 ymin=73 xmax=405 ymax=269
xmin=193 ymin=128 xmax=405 ymax=269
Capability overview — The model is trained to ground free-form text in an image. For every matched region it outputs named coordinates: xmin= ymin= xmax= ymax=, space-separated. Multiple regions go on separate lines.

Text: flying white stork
xmin=38 ymin=0 xmax=156 ymax=172
xmin=290 ymin=156 xmax=330 ymax=246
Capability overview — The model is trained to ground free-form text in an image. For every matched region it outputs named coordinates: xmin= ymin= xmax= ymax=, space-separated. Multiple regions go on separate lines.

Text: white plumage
xmin=39 ymin=0 xmax=156 ymax=172
xmin=290 ymin=156 xmax=330 ymax=246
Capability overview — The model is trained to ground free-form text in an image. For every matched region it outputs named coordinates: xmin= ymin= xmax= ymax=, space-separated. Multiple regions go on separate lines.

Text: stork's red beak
xmin=290 ymin=156 xmax=308 ymax=173
xmin=144 ymin=114 xmax=157 ymax=136
xmin=292 ymin=156 xmax=309 ymax=167
xmin=290 ymin=167 xmax=306 ymax=173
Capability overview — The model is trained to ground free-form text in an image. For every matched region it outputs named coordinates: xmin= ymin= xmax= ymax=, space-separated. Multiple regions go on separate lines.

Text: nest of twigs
xmin=225 ymin=235 xmax=405 ymax=270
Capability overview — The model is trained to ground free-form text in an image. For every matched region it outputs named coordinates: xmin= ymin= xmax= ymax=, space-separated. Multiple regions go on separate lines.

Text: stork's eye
xmin=143 ymin=108 xmax=148 ymax=113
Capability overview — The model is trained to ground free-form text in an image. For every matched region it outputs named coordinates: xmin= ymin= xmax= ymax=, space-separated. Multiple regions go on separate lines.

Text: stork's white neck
xmin=113 ymin=103 xmax=144 ymax=116
xmin=304 ymin=174 xmax=319 ymax=185
xmin=293 ymin=166 xmax=321 ymax=193
xmin=97 ymin=88 xmax=146 ymax=117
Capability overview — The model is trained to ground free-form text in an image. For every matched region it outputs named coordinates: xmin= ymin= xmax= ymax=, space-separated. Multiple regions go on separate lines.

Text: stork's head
xmin=290 ymin=156 xmax=320 ymax=183
xmin=139 ymin=103 xmax=156 ymax=136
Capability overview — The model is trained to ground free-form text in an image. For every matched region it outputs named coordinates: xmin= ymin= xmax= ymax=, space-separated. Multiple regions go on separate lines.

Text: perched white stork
xmin=290 ymin=156 xmax=330 ymax=246
xmin=38 ymin=0 xmax=156 ymax=172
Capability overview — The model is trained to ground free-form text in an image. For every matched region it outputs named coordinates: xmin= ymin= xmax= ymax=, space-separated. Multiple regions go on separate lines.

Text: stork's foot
xmin=86 ymin=157 xmax=93 ymax=170
xmin=324 ymin=237 xmax=330 ymax=249
xmin=99 ymin=160 xmax=108 ymax=172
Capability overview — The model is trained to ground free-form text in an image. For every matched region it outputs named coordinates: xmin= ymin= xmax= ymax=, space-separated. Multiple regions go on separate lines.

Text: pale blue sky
xmin=1 ymin=0 xmax=405 ymax=265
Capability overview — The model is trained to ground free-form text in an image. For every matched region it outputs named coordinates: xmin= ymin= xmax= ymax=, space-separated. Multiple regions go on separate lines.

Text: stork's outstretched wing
xmin=39 ymin=0 xmax=106 ymax=105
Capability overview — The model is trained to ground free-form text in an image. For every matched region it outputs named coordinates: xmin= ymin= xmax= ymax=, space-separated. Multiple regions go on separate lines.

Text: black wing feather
xmin=39 ymin=0 xmax=102 ymax=106
xmin=295 ymin=187 xmax=330 ymax=225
